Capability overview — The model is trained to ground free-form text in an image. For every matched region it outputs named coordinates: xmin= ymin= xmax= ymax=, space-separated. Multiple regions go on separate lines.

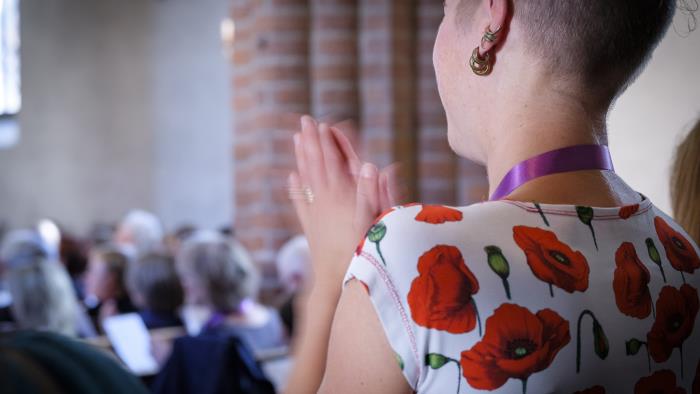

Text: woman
xmin=1 ymin=231 xmax=81 ymax=337
xmin=672 ymin=118 xmax=700 ymax=245
xmin=176 ymin=231 xmax=287 ymax=353
xmin=286 ymin=1 xmax=700 ymax=393
xmin=126 ymin=252 xmax=185 ymax=330
xmin=84 ymin=246 xmax=136 ymax=331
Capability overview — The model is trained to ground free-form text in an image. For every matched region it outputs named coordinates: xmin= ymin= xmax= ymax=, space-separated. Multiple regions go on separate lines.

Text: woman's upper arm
xmin=318 ymin=280 xmax=413 ymax=394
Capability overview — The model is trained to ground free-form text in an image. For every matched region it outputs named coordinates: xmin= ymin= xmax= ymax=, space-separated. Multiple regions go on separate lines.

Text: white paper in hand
xmin=103 ymin=313 xmax=159 ymax=376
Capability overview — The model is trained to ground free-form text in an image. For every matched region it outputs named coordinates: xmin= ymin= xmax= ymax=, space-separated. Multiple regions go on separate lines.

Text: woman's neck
xmin=481 ymin=94 xmax=640 ymax=206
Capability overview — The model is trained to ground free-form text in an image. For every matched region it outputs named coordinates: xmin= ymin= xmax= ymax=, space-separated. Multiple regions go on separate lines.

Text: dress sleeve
xmin=342 ymin=213 xmax=422 ymax=390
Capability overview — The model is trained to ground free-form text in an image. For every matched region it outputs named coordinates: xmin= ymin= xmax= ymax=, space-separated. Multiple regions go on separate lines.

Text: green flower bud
xmin=576 ymin=206 xmax=595 ymax=225
xmin=395 ymin=353 xmax=404 ymax=371
xmin=646 ymin=238 xmax=661 ymax=264
xmin=485 ymin=246 xmax=510 ymax=278
xmin=367 ymin=222 xmax=387 ymax=243
xmin=625 ymin=339 xmax=643 ymax=356
xmin=425 ymin=353 xmax=449 ymax=369
xmin=592 ymin=319 xmax=609 ymax=360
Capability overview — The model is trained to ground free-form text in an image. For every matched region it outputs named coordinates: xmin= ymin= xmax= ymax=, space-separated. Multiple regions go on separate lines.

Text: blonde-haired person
xmin=285 ymin=1 xmax=700 ymax=393
xmin=672 ymin=118 xmax=700 ymax=245
xmin=176 ymin=231 xmax=287 ymax=353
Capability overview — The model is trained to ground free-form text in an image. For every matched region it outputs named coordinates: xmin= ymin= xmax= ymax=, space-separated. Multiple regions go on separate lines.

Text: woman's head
xmin=126 ymin=253 xmax=184 ymax=313
xmin=85 ymin=246 xmax=129 ymax=302
xmin=434 ymin=0 xmax=676 ymax=163
xmin=1 ymin=232 xmax=79 ymax=336
xmin=176 ymin=231 xmax=259 ymax=313
xmin=671 ymin=117 xmax=700 ymax=244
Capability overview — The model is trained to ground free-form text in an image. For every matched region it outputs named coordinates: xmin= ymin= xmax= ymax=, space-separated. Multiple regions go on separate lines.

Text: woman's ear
xmin=479 ymin=0 xmax=509 ymax=53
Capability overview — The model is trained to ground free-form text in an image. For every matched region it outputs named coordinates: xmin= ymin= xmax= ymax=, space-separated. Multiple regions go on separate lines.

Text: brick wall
xmin=231 ymin=0 xmax=488 ymax=287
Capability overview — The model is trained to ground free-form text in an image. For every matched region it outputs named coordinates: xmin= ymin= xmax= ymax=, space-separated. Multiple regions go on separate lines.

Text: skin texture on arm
xmin=319 ymin=280 xmax=412 ymax=394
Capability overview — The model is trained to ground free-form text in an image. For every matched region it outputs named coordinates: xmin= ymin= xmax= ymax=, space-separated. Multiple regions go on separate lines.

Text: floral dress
xmin=344 ymin=199 xmax=700 ymax=394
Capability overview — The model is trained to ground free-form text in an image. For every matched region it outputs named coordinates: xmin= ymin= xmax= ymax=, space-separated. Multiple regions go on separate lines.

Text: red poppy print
xmin=613 ymin=242 xmax=653 ymax=319
xmin=414 ymin=205 xmax=463 ymax=224
xmin=634 ymin=370 xmax=686 ymax=394
xmin=655 ymin=216 xmax=700 ymax=275
xmin=647 ymin=285 xmax=699 ymax=363
xmin=575 ymin=386 xmax=606 ymax=394
xmin=513 ymin=226 xmax=590 ymax=295
xmin=460 ymin=304 xmax=570 ymax=393
xmin=407 ymin=245 xmax=480 ymax=334
xmin=619 ymin=204 xmax=640 ymax=219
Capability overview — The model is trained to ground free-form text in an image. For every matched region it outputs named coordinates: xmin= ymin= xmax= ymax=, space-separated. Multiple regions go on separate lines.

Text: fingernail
xmin=361 ymin=163 xmax=376 ymax=179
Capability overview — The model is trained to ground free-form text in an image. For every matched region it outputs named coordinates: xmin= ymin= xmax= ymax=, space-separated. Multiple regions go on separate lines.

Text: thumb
xmin=355 ymin=162 xmax=380 ymax=235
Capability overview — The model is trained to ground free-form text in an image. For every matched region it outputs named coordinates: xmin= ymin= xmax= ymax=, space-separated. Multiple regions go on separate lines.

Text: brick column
xmin=232 ymin=1 xmax=310 ymax=276
xmin=358 ymin=0 xmax=417 ymax=199
xmin=310 ymin=0 xmax=358 ymax=120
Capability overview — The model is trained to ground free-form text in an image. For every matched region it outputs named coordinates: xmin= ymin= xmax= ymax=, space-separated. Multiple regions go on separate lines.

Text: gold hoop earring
xmin=469 ymin=47 xmax=491 ymax=76
xmin=481 ymin=25 xmax=501 ymax=45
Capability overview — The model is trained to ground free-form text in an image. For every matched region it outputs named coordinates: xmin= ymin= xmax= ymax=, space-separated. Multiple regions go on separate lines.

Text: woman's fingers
xmin=355 ymin=163 xmax=381 ymax=234
xmin=318 ymin=123 xmax=344 ymax=183
xmin=301 ymin=115 xmax=326 ymax=188
xmin=294 ymin=132 xmax=309 ymax=188
xmin=330 ymin=126 xmax=362 ymax=178
xmin=378 ymin=171 xmax=391 ymax=211
xmin=288 ymin=171 xmax=309 ymax=230
xmin=381 ymin=163 xmax=407 ymax=206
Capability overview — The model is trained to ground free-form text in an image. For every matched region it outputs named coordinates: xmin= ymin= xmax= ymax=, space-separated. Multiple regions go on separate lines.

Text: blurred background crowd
xmin=0 ymin=210 xmax=308 ymax=391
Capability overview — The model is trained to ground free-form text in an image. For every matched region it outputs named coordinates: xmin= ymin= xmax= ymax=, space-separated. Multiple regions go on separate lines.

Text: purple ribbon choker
xmin=489 ymin=144 xmax=614 ymax=201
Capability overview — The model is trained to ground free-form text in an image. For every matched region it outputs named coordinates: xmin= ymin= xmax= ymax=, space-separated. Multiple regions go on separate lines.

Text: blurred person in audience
xmin=176 ymin=231 xmax=287 ymax=353
xmin=671 ymin=116 xmax=700 ymax=244
xmin=89 ymin=222 xmax=116 ymax=246
xmin=275 ymin=234 xmax=310 ymax=335
xmin=0 ymin=230 xmax=89 ymax=337
xmin=59 ymin=234 xmax=89 ymax=300
xmin=114 ymin=209 xmax=164 ymax=259
xmin=164 ymin=224 xmax=196 ymax=256
xmin=84 ymin=245 xmax=135 ymax=331
xmin=126 ymin=252 xmax=185 ymax=330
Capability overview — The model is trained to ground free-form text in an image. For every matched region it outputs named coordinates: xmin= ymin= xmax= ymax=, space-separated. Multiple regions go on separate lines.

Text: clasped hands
xmin=288 ymin=115 xmax=404 ymax=292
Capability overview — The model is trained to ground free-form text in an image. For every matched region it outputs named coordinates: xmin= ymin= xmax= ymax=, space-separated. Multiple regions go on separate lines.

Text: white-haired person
xmin=114 ymin=209 xmax=164 ymax=259
xmin=0 ymin=230 xmax=92 ymax=337
xmin=285 ymin=0 xmax=700 ymax=393
xmin=176 ymin=231 xmax=287 ymax=353
xmin=275 ymin=234 xmax=310 ymax=335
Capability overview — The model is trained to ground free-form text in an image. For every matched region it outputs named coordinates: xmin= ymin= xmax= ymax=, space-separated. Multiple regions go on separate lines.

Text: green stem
xmin=588 ymin=223 xmax=598 ymax=250
xmin=535 ymin=203 xmax=549 ymax=226
xmin=472 ymin=298 xmax=482 ymax=337
xmin=645 ymin=343 xmax=651 ymax=373
xmin=455 ymin=360 xmax=461 ymax=394
xmin=681 ymin=271 xmax=687 ymax=285
xmin=658 ymin=263 xmax=667 ymax=283
xmin=679 ymin=345 xmax=684 ymax=380
xmin=651 ymin=301 xmax=656 ymax=319
xmin=502 ymin=278 xmax=512 ymax=300
xmin=522 ymin=378 xmax=528 ymax=394
xmin=576 ymin=310 xmax=595 ymax=373
xmin=549 ymin=283 xmax=554 ymax=298
xmin=375 ymin=242 xmax=387 ymax=266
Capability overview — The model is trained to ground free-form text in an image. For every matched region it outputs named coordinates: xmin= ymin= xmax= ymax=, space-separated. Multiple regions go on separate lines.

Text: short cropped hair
xmin=461 ymin=0 xmax=677 ymax=101
xmin=176 ymin=231 xmax=259 ymax=312
xmin=127 ymin=253 xmax=184 ymax=313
